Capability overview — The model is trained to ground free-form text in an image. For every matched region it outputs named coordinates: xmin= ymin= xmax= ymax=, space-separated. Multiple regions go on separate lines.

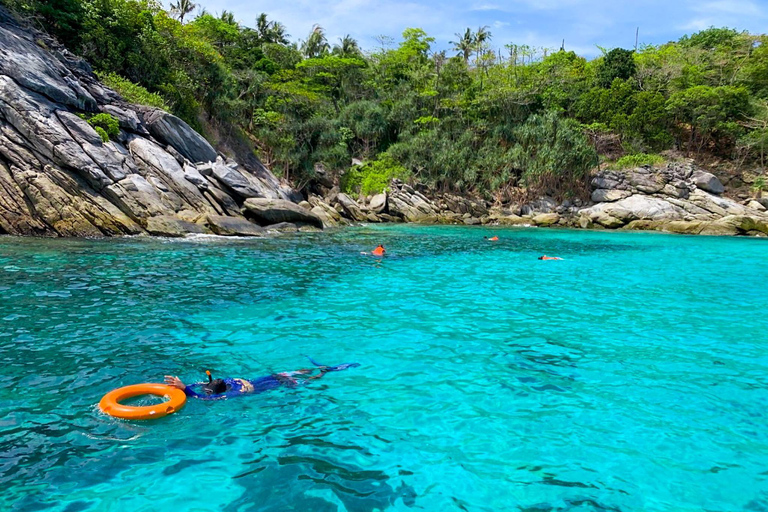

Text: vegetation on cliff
xmin=5 ymin=0 xmax=768 ymax=199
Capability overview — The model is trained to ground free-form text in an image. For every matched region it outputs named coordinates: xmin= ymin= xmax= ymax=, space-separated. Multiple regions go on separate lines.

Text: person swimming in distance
xmin=164 ymin=357 xmax=360 ymax=400
xmin=484 ymin=236 xmax=499 ymax=241
xmin=538 ymin=255 xmax=563 ymax=260
xmin=362 ymin=244 xmax=386 ymax=256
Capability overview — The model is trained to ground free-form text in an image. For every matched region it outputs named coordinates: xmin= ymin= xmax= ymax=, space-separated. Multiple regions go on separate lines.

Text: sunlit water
xmin=2 ymin=225 xmax=768 ymax=512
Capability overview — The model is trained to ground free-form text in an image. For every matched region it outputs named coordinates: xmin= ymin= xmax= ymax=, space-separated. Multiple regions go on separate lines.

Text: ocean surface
xmin=1 ymin=225 xmax=767 ymax=512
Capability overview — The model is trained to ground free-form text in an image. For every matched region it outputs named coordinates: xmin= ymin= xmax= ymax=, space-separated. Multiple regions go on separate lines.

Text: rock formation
xmin=578 ymin=163 xmax=768 ymax=236
xmin=312 ymin=162 xmax=768 ymax=237
xmin=0 ymin=7 xmax=320 ymax=237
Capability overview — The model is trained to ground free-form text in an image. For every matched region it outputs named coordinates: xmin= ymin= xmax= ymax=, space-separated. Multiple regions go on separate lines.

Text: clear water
xmin=2 ymin=226 xmax=768 ymax=512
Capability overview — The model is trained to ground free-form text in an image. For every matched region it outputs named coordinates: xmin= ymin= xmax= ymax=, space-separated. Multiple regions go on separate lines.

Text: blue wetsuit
xmin=183 ymin=358 xmax=360 ymax=400
xmin=183 ymin=376 xmax=285 ymax=400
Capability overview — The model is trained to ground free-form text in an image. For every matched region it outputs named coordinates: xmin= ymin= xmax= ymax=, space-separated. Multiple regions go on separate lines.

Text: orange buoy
xmin=488 ymin=236 xmax=499 ymax=241
xmin=99 ymin=383 xmax=186 ymax=420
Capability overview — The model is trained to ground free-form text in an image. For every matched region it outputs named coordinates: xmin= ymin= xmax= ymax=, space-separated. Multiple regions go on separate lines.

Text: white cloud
xmin=168 ymin=0 xmax=768 ymax=59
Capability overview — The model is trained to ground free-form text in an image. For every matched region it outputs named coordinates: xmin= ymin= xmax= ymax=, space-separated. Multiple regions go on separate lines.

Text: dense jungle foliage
xmin=5 ymin=0 xmax=768 ymax=198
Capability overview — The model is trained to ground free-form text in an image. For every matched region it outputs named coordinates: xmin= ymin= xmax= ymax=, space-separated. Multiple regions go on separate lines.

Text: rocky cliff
xmin=0 ymin=8 xmax=320 ymax=237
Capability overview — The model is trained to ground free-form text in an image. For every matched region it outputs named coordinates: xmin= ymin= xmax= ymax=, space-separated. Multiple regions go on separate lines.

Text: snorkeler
xmin=538 ymin=255 xmax=563 ymax=260
xmin=484 ymin=236 xmax=499 ymax=241
xmin=362 ymin=244 xmax=386 ymax=256
xmin=164 ymin=357 xmax=360 ymax=400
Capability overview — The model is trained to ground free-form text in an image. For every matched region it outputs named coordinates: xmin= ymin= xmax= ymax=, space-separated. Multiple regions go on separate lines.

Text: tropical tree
xmin=474 ymin=25 xmax=491 ymax=65
xmin=301 ymin=24 xmax=330 ymax=58
xmin=451 ymin=28 xmax=474 ymax=64
xmin=255 ymin=13 xmax=289 ymax=44
xmin=333 ymin=35 xmax=362 ymax=57
xmin=219 ymin=10 xmax=236 ymax=26
xmin=170 ymin=0 xmax=196 ymax=24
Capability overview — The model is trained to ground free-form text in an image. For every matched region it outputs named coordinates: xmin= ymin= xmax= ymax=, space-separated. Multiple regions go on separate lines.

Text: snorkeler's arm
xmin=165 ymin=375 xmax=213 ymax=399
xmin=306 ymin=369 xmax=329 ymax=380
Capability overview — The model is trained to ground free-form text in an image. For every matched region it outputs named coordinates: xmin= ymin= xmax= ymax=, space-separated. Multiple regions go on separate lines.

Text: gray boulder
xmin=692 ymin=170 xmax=724 ymax=195
xmin=532 ymin=213 xmax=560 ymax=226
xmin=210 ymin=160 xmax=263 ymax=199
xmin=242 ymin=198 xmax=324 ymax=228
xmin=145 ymin=215 xmax=206 ymax=237
xmin=370 ymin=193 xmax=387 ymax=213
xmin=264 ymin=222 xmax=298 ymax=232
xmin=336 ymin=192 xmax=368 ymax=221
xmin=141 ymin=108 xmax=217 ymax=163
xmin=591 ymin=189 xmax=632 ymax=202
xmin=206 ymin=215 xmax=264 ymax=236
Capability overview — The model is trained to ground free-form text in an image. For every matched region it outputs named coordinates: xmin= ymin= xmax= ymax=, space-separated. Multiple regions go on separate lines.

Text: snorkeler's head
xmin=203 ymin=378 xmax=227 ymax=395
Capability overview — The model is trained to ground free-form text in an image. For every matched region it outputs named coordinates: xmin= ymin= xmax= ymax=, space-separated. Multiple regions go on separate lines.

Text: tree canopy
xmin=6 ymin=0 xmax=768 ymax=198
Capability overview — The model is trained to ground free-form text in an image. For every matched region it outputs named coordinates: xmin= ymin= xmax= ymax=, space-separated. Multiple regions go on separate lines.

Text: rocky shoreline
xmin=306 ymin=162 xmax=768 ymax=237
xmin=0 ymin=6 xmax=766 ymax=239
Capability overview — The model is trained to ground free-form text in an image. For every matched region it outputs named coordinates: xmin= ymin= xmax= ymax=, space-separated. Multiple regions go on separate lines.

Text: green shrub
xmin=93 ymin=126 xmax=109 ymax=143
xmin=96 ymin=72 xmax=170 ymax=110
xmin=341 ymin=156 xmax=410 ymax=196
xmin=615 ymin=153 xmax=665 ymax=169
xmin=86 ymin=113 xmax=120 ymax=140
xmin=752 ymin=176 xmax=766 ymax=195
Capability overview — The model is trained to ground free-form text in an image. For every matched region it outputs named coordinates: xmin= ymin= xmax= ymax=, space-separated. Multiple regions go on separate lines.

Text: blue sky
xmin=180 ymin=0 xmax=768 ymax=58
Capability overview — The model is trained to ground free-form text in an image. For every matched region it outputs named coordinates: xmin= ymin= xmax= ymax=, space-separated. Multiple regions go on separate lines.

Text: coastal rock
xmin=692 ymin=170 xmax=724 ymax=195
xmin=210 ymin=159 xmax=263 ymax=199
xmin=242 ymin=198 xmax=324 ymax=228
xmin=581 ymin=195 xmax=685 ymax=226
xmin=532 ymin=213 xmax=560 ymax=226
xmin=140 ymin=108 xmax=217 ymax=164
xmin=264 ymin=222 xmax=298 ymax=232
xmin=336 ymin=192 xmax=368 ymax=222
xmin=145 ymin=215 xmax=206 ymax=237
xmin=308 ymin=195 xmax=344 ymax=227
xmin=370 ymin=193 xmax=387 ymax=213
xmin=0 ymin=6 xmax=302 ymax=237
xmin=0 ymin=15 xmax=96 ymax=110
xmin=591 ymin=189 xmax=631 ymax=202
xmin=206 ymin=215 xmax=264 ymax=236
xmin=496 ymin=214 xmax=527 ymax=226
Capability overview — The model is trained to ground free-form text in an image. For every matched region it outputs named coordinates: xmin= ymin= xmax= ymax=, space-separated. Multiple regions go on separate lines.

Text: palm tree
xmin=219 ymin=10 xmax=236 ymax=26
xmin=255 ymin=13 xmax=289 ymax=44
xmin=269 ymin=22 xmax=289 ymax=44
xmin=301 ymin=24 xmax=330 ymax=59
xmin=475 ymin=25 xmax=491 ymax=64
xmin=451 ymin=28 xmax=474 ymax=64
xmin=170 ymin=0 xmax=196 ymax=24
xmin=333 ymin=35 xmax=361 ymax=57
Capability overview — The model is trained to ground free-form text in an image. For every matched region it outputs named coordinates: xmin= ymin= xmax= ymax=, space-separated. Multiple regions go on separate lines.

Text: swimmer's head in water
xmin=203 ymin=378 xmax=227 ymax=395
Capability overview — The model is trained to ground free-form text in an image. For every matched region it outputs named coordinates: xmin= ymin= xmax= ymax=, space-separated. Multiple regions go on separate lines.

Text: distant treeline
xmin=6 ymin=0 xmax=768 ymax=198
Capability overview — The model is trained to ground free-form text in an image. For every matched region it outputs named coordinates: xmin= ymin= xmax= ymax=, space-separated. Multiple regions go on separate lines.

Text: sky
xmin=177 ymin=0 xmax=768 ymax=58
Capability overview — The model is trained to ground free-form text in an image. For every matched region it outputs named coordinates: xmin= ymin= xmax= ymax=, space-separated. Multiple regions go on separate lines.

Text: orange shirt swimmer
xmin=487 ymin=236 xmax=499 ymax=241
xmin=538 ymin=255 xmax=563 ymax=260
xmin=371 ymin=244 xmax=386 ymax=256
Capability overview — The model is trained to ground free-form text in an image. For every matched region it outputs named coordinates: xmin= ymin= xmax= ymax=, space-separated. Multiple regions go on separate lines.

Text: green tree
xmin=596 ymin=48 xmax=636 ymax=87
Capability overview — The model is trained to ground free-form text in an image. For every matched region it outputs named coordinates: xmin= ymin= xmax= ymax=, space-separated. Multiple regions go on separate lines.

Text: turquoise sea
xmin=1 ymin=225 xmax=768 ymax=512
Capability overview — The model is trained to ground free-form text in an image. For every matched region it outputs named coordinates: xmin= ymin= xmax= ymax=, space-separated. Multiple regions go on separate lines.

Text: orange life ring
xmin=99 ymin=383 xmax=186 ymax=420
